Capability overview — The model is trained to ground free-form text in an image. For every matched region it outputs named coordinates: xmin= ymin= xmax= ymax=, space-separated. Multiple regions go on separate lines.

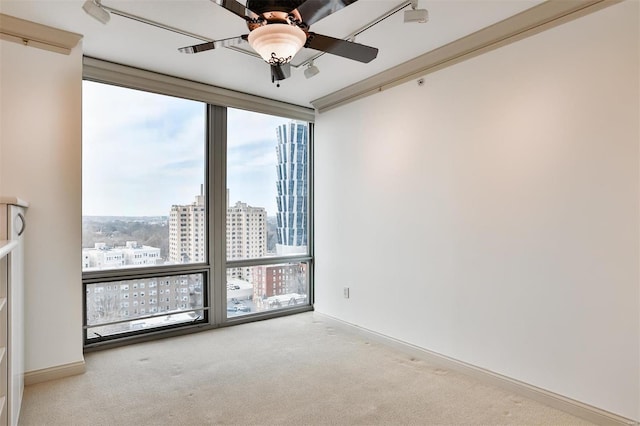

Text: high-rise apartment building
xmin=168 ymin=189 xmax=205 ymax=264
xmin=226 ymin=200 xmax=267 ymax=280
xmin=275 ymin=121 xmax=308 ymax=255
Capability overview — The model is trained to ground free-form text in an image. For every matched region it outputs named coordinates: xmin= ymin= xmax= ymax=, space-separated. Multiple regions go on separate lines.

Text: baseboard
xmin=24 ymin=360 xmax=86 ymax=386
xmin=314 ymin=312 xmax=637 ymax=426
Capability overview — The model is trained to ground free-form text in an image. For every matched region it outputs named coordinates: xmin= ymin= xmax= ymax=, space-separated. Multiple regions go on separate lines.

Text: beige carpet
xmin=19 ymin=312 xmax=592 ymax=425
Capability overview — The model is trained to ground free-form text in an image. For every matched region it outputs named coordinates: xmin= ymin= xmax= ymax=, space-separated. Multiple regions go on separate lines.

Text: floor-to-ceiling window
xmin=82 ymin=81 xmax=209 ymax=343
xmin=226 ymin=109 xmax=311 ymax=318
xmin=81 ymin=63 xmax=313 ymax=348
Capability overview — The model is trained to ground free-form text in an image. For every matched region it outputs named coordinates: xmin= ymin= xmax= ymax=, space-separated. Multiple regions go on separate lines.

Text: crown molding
xmin=0 ymin=13 xmax=82 ymax=55
xmin=312 ymin=0 xmax=622 ymax=113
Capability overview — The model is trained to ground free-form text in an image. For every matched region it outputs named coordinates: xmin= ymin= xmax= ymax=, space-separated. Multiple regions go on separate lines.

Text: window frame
xmin=82 ymin=58 xmax=314 ymax=350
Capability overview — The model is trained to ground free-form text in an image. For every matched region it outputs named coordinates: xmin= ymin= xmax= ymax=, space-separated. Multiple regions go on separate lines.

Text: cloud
xmin=82 ymin=82 xmax=303 ymax=216
xmin=227 ymin=108 xmax=290 ymax=149
xmin=163 ymin=159 xmax=204 ymax=171
xmin=83 ymin=81 xmax=206 ymax=216
xmin=227 ymin=136 xmax=279 ymax=214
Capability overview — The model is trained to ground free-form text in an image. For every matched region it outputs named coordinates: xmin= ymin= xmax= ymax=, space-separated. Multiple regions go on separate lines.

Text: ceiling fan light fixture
xmin=82 ymin=0 xmax=111 ymax=24
xmin=248 ymin=24 xmax=306 ymax=65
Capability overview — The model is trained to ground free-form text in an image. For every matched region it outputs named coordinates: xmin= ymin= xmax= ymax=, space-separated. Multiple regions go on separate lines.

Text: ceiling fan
xmin=178 ymin=0 xmax=379 ymax=85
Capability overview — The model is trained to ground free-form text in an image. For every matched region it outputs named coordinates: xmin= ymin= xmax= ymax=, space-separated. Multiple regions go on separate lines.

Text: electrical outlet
xmin=343 ymin=287 xmax=350 ymax=299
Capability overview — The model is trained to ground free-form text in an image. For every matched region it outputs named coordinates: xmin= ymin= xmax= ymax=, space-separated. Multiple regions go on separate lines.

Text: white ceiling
xmin=0 ymin=0 xmax=542 ymax=108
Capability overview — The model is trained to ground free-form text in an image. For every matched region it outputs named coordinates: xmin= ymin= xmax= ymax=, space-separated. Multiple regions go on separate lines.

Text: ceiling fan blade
xmin=305 ymin=33 xmax=378 ymax=63
xmin=296 ymin=0 xmax=357 ymax=27
xmin=210 ymin=0 xmax=260 ymax=21
xmin=179 ymin=35 xmax=248 ymax=54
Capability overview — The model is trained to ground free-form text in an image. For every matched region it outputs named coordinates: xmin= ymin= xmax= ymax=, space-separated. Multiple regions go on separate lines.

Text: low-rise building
xmin=82 ymin=241 xmax=161 ymax=270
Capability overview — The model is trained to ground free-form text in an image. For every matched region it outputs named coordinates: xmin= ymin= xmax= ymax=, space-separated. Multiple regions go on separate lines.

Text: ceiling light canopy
xmin=247 ymin=24 xmax=307 ymax=65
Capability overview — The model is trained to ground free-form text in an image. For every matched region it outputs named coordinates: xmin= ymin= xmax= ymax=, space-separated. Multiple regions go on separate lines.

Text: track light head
xmin=82 ymin=0 xmax=110 ymax=24
xmin=404 ymin=0 xmax=428 ymax=23
xmin=304 ymin=62 xmax=320 ymax=79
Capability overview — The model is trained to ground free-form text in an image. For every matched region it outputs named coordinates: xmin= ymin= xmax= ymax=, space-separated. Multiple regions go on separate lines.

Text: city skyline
xmin=83 ymin=81 xmax=291 ymax=217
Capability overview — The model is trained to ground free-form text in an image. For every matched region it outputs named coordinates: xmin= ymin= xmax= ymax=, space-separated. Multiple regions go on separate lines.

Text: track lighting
xmin=304 ymin=61 xmax=320 ymax=79
xmin=404 ymin=0 xmax=428 ymax=23
xmin=82 ymin=0 xmax=110 ymax=24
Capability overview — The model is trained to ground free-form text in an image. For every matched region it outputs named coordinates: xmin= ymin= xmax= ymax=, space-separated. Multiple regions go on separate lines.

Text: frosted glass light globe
xmin=248 ymin=24 xmax=306 ymax=64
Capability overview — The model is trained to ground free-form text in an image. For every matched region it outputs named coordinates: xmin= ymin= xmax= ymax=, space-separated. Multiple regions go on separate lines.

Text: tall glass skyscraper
xmin=275 ymin=121 xmax=308 ymax=255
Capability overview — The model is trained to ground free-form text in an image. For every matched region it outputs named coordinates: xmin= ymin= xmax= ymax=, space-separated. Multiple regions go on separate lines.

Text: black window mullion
xmin=209 ymin=104 xmax=227 ymax=326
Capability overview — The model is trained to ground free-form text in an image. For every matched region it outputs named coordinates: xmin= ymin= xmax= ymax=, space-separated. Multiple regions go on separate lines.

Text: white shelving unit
xmin=0 ymin=198 xmax=28 ymax=426
xmin=0 ymin=242 xmax=12 ymax=425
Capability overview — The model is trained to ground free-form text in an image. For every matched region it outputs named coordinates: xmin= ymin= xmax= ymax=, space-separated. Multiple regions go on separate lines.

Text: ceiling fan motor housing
xmin=246 ymin=0 xmax=306 ymax=31
xmin=246 ymin=0 xmax=306 ymax=15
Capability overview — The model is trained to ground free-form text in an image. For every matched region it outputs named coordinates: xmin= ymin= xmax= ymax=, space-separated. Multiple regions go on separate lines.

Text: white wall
xmin=0 ymin=40 xmax=84 ymax=372
xmin=314 ymin=1 xmax=639 ymax=420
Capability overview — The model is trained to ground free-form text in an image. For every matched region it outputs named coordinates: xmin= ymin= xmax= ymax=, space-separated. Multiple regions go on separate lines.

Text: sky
xmin=82 ymin=81 xmax=289 ymax=217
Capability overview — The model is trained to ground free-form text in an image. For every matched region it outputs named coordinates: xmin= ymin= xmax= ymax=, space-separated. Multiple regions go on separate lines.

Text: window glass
xmin=226 ymin=262 xmax=308 ymax=318
xmin=226 ymin=109 xmax=309 ymax=261
xmin=82 ymin=81 xmax=206 ymax=271
xmin=82 ymin=78 xmax=312 ymax=346
xmin=85 ymin=273 xmax=206 ymax=341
